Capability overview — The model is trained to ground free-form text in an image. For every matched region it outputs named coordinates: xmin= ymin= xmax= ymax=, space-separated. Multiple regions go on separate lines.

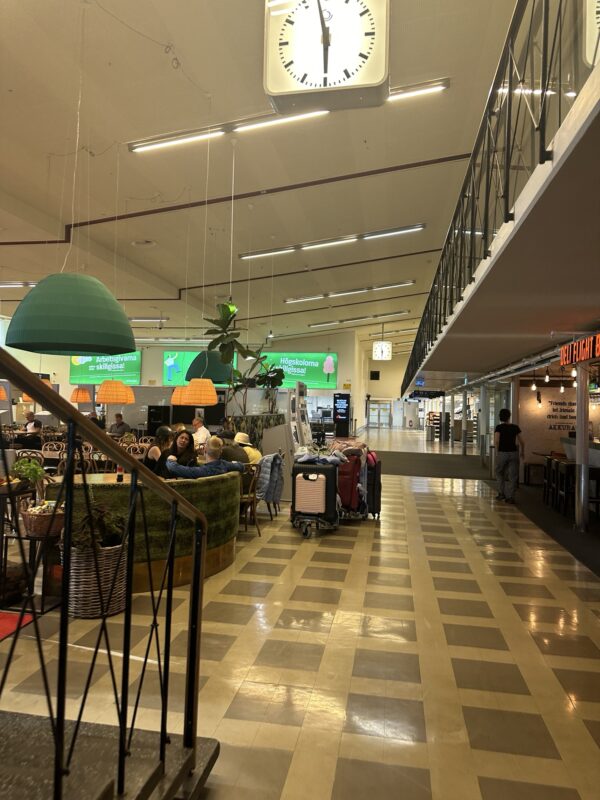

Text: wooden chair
xmin=138 ymin=436 xmax=154 ymax=445
xmin=56 ymin=453 xmax=93 ymax=475
xmin=240 ymin=464 xmax=261 ymax=537
xmin=16 ymin=449 xmax=44 ymax=465
xmin=126 ymin=443 xmax=149 ymax=460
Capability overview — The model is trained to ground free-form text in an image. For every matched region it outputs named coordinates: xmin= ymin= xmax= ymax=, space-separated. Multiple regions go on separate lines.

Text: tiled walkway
xmin=1 ymin=474 xmax=600 ymax=798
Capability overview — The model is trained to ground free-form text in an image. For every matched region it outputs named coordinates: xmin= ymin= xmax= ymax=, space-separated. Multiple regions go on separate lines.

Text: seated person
xmin=88 ymin=411 xmax=105 ymax=429
xmin=234 ymin=432 xmax=262 ymax=464
xmin=220 ymin=430 xmax=249 ymax=464
xmin=167 ymin=430 xmax=197 ymax=467
xmin=15 ymin=411 xmax=43 ymax=450
xmin=108 ymin=413 xmax=130 ymax=436
xmin=192 ymin=416 xmax=211 ymax=449
xmin=143 ymin=425 xmax=174 ymax=478
xmin=166 ymin=436 xmax=244 ymax=478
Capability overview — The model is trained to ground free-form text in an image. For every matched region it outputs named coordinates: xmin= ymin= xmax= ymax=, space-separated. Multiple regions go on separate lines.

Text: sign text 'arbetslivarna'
xmin=560 ymin=334 xmax=600 ymax=366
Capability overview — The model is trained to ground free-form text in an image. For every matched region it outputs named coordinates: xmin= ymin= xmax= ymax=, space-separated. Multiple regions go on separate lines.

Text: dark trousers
xmin=495 ymin=451 xmax=519 ymax=499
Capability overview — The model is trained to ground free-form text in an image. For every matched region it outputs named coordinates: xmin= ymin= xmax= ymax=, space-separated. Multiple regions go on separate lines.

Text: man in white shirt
xmin=192 ymin=416 xmax=210 ymax=449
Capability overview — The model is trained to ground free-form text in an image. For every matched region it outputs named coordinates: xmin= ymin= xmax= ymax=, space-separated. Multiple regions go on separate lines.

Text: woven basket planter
xmin=21 ymin=511 xmax=64 ymax=539
xmin=66 ymin=544 xmax=127 ymax=619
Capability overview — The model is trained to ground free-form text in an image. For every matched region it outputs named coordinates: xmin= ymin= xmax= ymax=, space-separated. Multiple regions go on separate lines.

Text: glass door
xmin=369 ymin=400 xmax=392 ymax=428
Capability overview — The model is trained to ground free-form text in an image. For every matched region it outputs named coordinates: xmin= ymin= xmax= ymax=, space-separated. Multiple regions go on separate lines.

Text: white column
xmin=441 ymin=393 xmax=447 ymax=443
xmin=479 ymin=384 xmax=488 ymax=463
xmin=450 ymin=394 xmax=455 ymax=448
xmin=510 ymin=378 xmax=520 ymax=426
xmin=461 ymin=382 xmax=468 ymax=456
xmin=575 ymin=363 xmax=589 ymax=532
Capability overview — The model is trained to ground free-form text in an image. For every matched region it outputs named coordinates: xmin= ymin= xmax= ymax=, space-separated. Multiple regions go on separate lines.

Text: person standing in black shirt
xmin=494 ymin=408 xmax=524 ymax=504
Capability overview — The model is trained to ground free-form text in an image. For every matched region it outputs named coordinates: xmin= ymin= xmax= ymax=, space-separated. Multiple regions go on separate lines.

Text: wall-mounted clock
xmin=264 ymin=0 xmax=390 ymax=113
xmin=372 ymin=340 xmax=392 ymax=361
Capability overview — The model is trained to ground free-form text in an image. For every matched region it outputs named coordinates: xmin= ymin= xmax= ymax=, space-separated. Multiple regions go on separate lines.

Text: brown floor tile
xmin=553 ymin=668 xmax=600 ymax=702
xmin=425 ymin=546 xmax=465 ymax=558
xmin=443 ymin=623 xmax=508 ymax=651
xmin=371 ymin=542 xmax=409 ymax=553
xmin=583 ymin=718 xmax=600 ymax=748
xmin=172 ymin=630 xmax=235 ymax=661
xmin=369 ymin=555 xmax=410 ymax=569
xmin=268 ymin=534 xmax=302 ymax=546
xmin=366 ymin=572 xmax=412 ymax=589
xmin=463 ymin=706 xmax=560 ymax=758
xmin=525 ymin=540 xmax=564 ymax=551
xmin=541 ymin=553 xmax=578 ymax=565
xmin=319 ymin=538 xmax=356 ymax=550
xmin=433 ymin=577 xmax=481 ymax=594
xmin=487 ymin=564 xmax=536 ymax=578
xmin=344 ymin=693 xmax=426 ymax=741
xmin=478 ymin=777 xmax=581 ymax=800
xmin=480 ymin=549 xmax=523 ymax=562
xmin=256 ymin=547 xmax=297 ymax=560
xmin=421 ymin=525 xmax=454 ymax=534
xmin=275 ymin=608 xmax=335 ymax=633
xmin=352 ymin=649 xmax=420 ymax=683
xmin=422 ymin=535 xmax=459 ymax=545
xmin=569 ymin=586 xmax=600 ymax=603
xmin=438 ymin=598 xmax=494 ymax=619
xmin=428 ymin=560 xmax=473 ymax=574
xmin=500 ymin=582 xmax=554 ymax=599
xmin=290 ymin=585 xmax=342 ymax=605
xmin=553 ymin=567 xmax=599 ymax=582
xmin=473 ymin=537 xmax=510 ymax=547
xmin=530 ymin=630 xmax=600 ymax=659
xmin=11 ymin=658 xmax=109 ymax=699
xmin=254 ymin=639 xmax=325 ymax=671
xmin=512 ymin=604 xmax=579 ymax=627
xmin=220 ymin=579 xmax=274 ymax=598
xmin=360 ymin=615 xmax=417 ymax=643
xmin=73 ymin=621 xmax=149 ymax=650
xmin=364 ymin=591 xmax=415 ymax=612
xmin=239 ymin=561 xmax=287 ymax=577
xmin=332 ymin=758 xmax=431 ymax=800
xmin=203 ymin=601 xmax=258 ymax=625
xmin=224 ymin=680 xmax=311 ymax=726
xmin=302 ymin=566 xmax=348 ymax=583
xmin=311 ymin=550 xmax=352 ymax=564
xmin=452 ymin=657 xmax=530 ymax=694
xmin=131 ymin=595 xmax=186 ymax=616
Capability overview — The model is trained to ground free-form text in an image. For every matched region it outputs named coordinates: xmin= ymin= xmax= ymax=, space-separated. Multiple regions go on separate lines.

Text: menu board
xmin=69 ymin=352 xmax=141 ymax=385
xmin=268 ymin=352 xmax=338 ymax=389
xmin=334 ymin=392 xmax=350 ymax=437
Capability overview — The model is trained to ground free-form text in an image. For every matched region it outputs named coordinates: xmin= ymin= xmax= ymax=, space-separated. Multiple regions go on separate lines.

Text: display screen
xmin=69 ymin=352 xmax=141 ymax=385
xmin=162 ymin=351 xmax=235 ymax=386
xmin=334 ymin=393 xmax=350 ymax=423
xmin=268 ymin=352 xmax=338 ymax=389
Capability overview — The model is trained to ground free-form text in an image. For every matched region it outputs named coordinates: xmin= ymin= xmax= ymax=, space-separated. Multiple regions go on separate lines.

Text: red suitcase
xmin=338 ymin=454 xmax=362 ymax=512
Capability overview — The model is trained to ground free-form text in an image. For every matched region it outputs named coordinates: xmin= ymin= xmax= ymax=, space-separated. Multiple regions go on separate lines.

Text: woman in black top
xmin=144 ymin=426 xmax=173 ymax=478
xmin=168 ymin=430 xmax=197 ymax=467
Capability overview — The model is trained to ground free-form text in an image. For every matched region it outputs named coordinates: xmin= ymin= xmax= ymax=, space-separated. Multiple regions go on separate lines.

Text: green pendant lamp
xmin=6 ymin=274 xmax=135 ymax=356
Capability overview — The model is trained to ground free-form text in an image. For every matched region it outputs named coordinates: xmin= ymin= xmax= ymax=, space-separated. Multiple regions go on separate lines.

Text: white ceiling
xmin=0 ymin=0 xmax=517 ymax=358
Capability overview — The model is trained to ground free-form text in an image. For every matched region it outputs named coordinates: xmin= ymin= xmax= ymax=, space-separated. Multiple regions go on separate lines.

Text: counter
xmin=560 ymin=437 xmax=600 ymax=467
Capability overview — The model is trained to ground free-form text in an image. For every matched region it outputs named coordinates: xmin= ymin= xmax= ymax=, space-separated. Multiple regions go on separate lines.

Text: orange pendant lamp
xmin=22 ymin=392 xmax=33 ymax=402
xmin=70 ymin=387 xmax=92 ymax=404
xmin=170 ymin=386 xmax=187 ymax=404
xmin=180 ymin=379 xmax=218 ymax=406
xmin=0 ymin=386 xmax=8 ymax=401
xmin=96 ymin=380 xmax=135 ymax=404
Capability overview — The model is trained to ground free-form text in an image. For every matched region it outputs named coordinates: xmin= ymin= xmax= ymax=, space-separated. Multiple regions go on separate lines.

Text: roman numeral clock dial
xmin=264 ymin=0 xmax=389 ymax=112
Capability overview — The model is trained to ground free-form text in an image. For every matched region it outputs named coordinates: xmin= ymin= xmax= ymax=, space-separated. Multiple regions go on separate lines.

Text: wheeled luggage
xmin=367 ymin=456 xmax=382 ymax=519
xmin=338 ymin=454 xmax=362 ymax=513
xmin=291 ymin=462 xmax=338 ymax=537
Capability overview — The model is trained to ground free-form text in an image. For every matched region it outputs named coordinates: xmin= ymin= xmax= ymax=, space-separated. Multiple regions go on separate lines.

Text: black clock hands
xmin=316 ymin=0 xmax=330 ymax=82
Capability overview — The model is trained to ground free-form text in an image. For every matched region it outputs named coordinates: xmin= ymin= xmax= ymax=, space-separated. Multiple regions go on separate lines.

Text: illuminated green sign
xmin=162 ymin=351 xmax=234 ymax=386
xmin=268 ymin=352 xmax=338 ymax=389
xmin=69 ymin=352 xmax=141 ymax=385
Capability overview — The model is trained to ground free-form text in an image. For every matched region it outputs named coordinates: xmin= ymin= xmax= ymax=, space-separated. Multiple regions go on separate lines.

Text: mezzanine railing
xmin=0 ymin=346 xmax=216 ymax=799
xmin=401 ymin=0 xmax=599 ymax=395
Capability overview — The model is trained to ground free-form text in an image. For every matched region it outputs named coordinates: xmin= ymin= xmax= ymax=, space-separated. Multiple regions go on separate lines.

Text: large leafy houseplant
xmin=12 ymin=457 xmax=53 ymax=501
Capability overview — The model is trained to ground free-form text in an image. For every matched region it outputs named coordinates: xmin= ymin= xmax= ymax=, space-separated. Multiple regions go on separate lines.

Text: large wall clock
xmin=264 ymin=0 xmax=390 ymax=113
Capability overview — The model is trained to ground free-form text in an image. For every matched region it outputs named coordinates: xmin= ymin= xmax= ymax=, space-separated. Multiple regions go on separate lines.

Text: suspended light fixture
xmin=6 ymin=274 xmax=135 ymax=356
xmin=571 ymin=366 xmax=577 ymax=378
xmin=180 ymin=378 xmax=218 ymax=406
xmin=170 ymin=386 xmax=187 ymax=404
xmin=22 ymin=393 xmax=33 ymax=402
xmin=544 ymin=368 xmax=550 ymax=383
xmin=560 ymin=383 xmax=565 ymax=394
xmin=536 ymin=391 xmax=542 ymax=408
xmin=268 ymin=329 xmax=274 ymax=339
xmin=96 ymin=380 xmax=135 ymax=404
xmin=530 ymin=371 xmax=537 ymax=391
xmin=0 ymin=386 xmax=7 ymax=402
xmin=573 ymin=379 xmax=577 ymax=388
xmin=70 ymin=387 xmax=92 ymax=404
xmin=560 ymin=366 xmax=565 ymax=393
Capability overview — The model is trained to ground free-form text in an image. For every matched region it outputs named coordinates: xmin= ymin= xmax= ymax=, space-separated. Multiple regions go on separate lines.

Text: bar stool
xmin=543 ymin=456 xmax=553 ymax=504
xmin=557 ymin=461 xmax=576 ymax=515
xmin=550 ymin=458 xmax=562 ymax=509
xmin=588 ymin=467 xmax=600 ymax=519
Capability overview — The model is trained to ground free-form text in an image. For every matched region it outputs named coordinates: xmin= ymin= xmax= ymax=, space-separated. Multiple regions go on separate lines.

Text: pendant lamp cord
xmin=184 ymin=186 xmax=192 ymax=338
xmin=112 ymin=146 xmax=121 ymax=295
xmin=201 ymin=132 xmax=211 ymax=324
xmin=60 ymin=7 xmax=85 ymax=273
xmin=229 ymin=143 xmax=236 ymax=301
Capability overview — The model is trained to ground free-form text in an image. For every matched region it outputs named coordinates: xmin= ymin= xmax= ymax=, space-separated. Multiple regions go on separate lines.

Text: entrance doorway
xmin=369 ymin=400 xmax=392 ymax=428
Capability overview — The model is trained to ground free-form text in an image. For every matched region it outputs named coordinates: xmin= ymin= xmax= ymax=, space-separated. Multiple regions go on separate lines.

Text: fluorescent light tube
xmin=129 ymin=317 xmax=170 ymax=323
xmin=301 ymin=237 xmax=358 ymax=251
xmin=372 ymin=280 xmax=416 ymax=290
xmin=0 ymin=281 xmax=37 ymax=288
xmin=308 ymin=321 xmax=340 ymax=328
xmin=329 ymin=288 xmax=369 ymax=298
xmin=284 ymin=295 xmax=325 ymax=304
xmin=131 ymin=130 xmax=225 ymax=153
xmin=388 ymin=84 xmax=446 ymax=102
xmin=240 ymin=248 xmax=295 ymax=260
xmin=268 ymin=0 xmax=293 ymax=6
xmin=235 ymin=110 xmax=329 ymax=133
xmin=363 ymin=225 xmax=424 ymax=240
xmin=376 ymin=311 xmax=409 ymax=319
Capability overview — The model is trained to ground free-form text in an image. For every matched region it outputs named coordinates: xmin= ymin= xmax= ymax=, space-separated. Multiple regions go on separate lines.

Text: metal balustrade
xmin=401 ymin=0 xmax=598 ymax=396
xmin=0 ymin=346 xmax=217 ymax=799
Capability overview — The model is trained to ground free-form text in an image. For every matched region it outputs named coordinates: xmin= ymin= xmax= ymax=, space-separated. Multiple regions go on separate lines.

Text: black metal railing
xmin=0 ymin=346 xmax=216 ymax=799
xmin=401 ymin=0 xmax=598 ymax=395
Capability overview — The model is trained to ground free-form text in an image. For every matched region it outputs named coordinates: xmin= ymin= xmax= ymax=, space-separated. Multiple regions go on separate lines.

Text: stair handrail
xmin=0 ymin=346 xmax=205 ymax=524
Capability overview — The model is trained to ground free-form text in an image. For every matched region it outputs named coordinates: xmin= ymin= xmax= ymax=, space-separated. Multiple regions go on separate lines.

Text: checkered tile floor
xmin=1 ymin=475 xmax=600 ymax=799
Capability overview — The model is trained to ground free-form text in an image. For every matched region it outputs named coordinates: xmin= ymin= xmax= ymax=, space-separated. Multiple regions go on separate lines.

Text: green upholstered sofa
xmin=48 ymin=471 xmax=241 ymax=589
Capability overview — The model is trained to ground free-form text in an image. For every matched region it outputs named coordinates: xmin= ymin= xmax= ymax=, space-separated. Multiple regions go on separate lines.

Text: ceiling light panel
xmin=308 ymin=310 xmax=408 ymax=328
xmin=284 ymin=281 xmax=415 ymax=305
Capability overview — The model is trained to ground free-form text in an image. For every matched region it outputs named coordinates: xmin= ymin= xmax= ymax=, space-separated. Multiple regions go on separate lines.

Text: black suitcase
xmin=291 ymin=462 xmax=338 ymax=537
xmin=367 ymin=459 xmax=382 ymax=519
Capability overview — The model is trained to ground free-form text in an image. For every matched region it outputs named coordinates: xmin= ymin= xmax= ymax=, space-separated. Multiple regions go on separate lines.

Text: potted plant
xmin=67 ymin=502 xmax=127 ymax=618
xmin=12 ymin=457 xmax=54 ymax=502
xmin=255 ymin=362 xmax=285 ymax=414
xmin=20 ymin=499 xmax=65 ymax=539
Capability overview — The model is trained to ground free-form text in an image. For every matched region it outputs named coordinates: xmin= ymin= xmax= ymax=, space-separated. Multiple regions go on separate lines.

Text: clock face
xmin=264 ymin=0 xmax=389 ymax=107
xmin=278 ymin=0 xmax=376 ymax=89
xmin=372 ymin=340 xmax=392 ymax=361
